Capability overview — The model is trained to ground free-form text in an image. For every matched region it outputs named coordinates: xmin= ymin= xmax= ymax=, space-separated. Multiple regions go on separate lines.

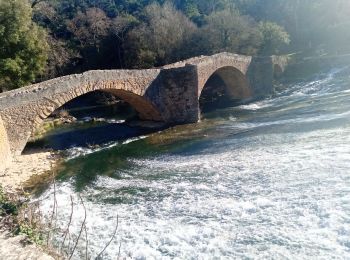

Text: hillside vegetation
xmin=0 ymin=0 xmax=349 ymax=91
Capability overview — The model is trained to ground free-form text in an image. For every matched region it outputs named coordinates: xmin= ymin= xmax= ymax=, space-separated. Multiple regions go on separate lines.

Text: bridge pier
xmin=247 ymin=56 xmax=289 ymax=98
xmin=156 ymin=65 xmax=200 ymax=124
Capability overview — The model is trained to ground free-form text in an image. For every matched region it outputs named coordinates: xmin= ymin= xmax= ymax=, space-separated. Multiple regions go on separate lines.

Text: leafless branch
xmin=61 ymin=195 xmax=74 ymax=252
xmin=96 ymin=215 xmax=119 ymax=259
xmin=118 ymin=240 xmax=122 ymax=260
xmin=69 ymin=194 xmax=87 ymax=260
xmin=84 ymin=223 xmax=89 ymax=260
xmin=47 ymin=172 xmax=57 ymax=246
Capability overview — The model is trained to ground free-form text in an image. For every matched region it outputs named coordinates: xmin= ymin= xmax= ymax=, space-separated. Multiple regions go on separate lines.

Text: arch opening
xmin=52 ymin=91 xmax=137 ymax=121
xmin=23 ymin=89 xmax=164 ymax=152
xmin=199 ymin=66 xmax=252 ymax=113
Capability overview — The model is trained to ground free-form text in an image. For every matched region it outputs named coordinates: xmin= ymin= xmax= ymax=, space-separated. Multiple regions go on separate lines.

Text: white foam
xmin=238 ymin=103 xmax=265 ymax=111
xmin=65 ymin=136 xmax=148 ymax=160
xmin=34 ymin=70 xmax=350 ymax=259
xmin=35 ymin=125 xmax=350 ymax=259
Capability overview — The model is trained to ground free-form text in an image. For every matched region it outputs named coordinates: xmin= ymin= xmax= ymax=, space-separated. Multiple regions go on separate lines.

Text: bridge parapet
xmin=162 ymin=52 xmax=251 ymax=69
xmin=0 ymin=70 xmax=162 ymax=109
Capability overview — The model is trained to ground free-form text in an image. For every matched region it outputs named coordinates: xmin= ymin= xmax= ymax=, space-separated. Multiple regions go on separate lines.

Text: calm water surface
xmin=35 ymin=67 xmax=350 ymax=259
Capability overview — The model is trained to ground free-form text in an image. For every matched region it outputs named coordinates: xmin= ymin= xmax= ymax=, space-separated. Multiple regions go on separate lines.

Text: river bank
xmin=0 ymin=116 xmax=165 ymax=260
xmin=0 ymin=231 xmax=54 ymax=260
xmin=1 ymin=149 xmax=60 ymax=192
xmin=0 ymin=150 xmax=60 ymax=260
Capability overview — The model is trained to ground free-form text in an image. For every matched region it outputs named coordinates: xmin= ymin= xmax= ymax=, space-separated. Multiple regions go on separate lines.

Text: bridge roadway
xmin=0 ymin=52 xmax=288 ymax=169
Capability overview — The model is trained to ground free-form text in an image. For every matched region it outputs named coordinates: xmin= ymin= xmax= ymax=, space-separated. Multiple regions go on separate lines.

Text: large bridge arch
xmin=192 ymin=55 xmax=253 ymax=118
xmin=26 ymin=88 xmax=162 ymax=155
xmin=31 ymin=88 xmax=163 ymax=128
xmin=0 ymin=70 xmax=164 ymax=156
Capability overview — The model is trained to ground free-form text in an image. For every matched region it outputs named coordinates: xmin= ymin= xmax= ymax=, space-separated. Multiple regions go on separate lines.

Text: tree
xmin=31 ymin=1 xmax=78 ymax=79
xmin=125 ymin=2 xmax=197 ymax=68
xmin=66 ymin=7 xmax=115 ymax=70
xmin=67 ymin=7 xmax=112 ymax=49
xmin=43 ymin=34 xmax=79 ymax=80
xmin=258 ymin=21 xmax=290 ymax=55
xmin=172 ymin=0 xmax=200 ymax=18
xmin=197 ymin=8 xmax=262 ymax=55
xmin=197 ymin=0 xmax=233 ymax=15
xmin=0 ymin=0 xmax=48 ymax=91
xmin=111 ymin=14 xmax=139 ymax=68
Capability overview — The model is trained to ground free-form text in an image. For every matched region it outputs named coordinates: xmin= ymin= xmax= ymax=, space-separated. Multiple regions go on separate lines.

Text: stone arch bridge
xmin=0 ymin=52 xmax=288 ymax=168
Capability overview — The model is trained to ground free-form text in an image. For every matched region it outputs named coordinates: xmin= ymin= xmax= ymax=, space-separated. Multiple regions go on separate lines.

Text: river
xmin=33 ymin=66 xmax=350 ymax=259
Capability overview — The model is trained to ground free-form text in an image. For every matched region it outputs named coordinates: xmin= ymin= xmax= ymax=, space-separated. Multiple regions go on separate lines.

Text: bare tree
xmin=199 ymin=8 xmax=262 ymax=56
xmin=126 ymin=1 xmax=197 ymax=67
xmin=67 ymin=8 xmax=112 ymax=50
xmin=111 ymin=14 xmax=138 ymax=68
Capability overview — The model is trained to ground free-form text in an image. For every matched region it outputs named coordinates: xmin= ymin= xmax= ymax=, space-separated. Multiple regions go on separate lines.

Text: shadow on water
xmin=26 ymin=121 xmax=166 ymax=151
xmin=52 ymin=120 xmax=224 ymax=192
xmin=26 ymin=90 xmax=169 ymax=151
xmin=57 ymin=138 xmax=161 ymax=192
xmin=28 ymin=116 xmax=233 ymax=196
xmin=26 ymin=79 xmax=250 ymax=194
xmin=27 ymin=132 xmax=162 ymax=195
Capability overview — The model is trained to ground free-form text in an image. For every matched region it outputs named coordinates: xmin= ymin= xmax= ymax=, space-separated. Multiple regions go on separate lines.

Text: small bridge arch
xmin=199 ymin=66 xmax=252 ymax=100
xmin=32 ymin=88 xmax=163 ymax=126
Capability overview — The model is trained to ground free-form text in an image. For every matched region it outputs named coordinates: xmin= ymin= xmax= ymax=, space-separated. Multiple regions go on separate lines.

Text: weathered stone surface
xmin=0 ymin=52 xmax=288 ymax=162
xmin=0 ymin=231 xmax=54 ymax=260
xmin=0 ymin=116 xmax=10 ymax=172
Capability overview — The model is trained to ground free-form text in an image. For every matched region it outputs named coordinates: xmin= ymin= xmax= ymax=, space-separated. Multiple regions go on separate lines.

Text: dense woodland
xmin=0 ymin=0 xmax=349 ymax=91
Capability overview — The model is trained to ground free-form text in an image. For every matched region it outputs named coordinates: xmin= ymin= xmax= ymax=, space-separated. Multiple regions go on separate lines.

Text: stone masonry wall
xmin=157 ymin=65 xmax=200 ymax=123
xmin=0 ymin=116 xmax=10 ymax=172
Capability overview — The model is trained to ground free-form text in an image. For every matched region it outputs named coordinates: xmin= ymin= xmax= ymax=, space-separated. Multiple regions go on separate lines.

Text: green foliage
xmin=0 ymin=0 xmax=49 ymax=91
xmin=174 ymin=0 xmax=200 ymax=18
xmin=203 ymin=8 xmax=262 ymax=55
xmin=16 ymin=223 xmax=45 ymax=245
xmin=258 ymin=21 xmax=290 ymax=55
xmin=234 ymin=0 xmax=350 ymax=55
xmin=0 ymin=185 xmax=18 ymax=216
xmin=125 ymin=2 xmax=197 ymax=67
xmin=0 ymin=0 xmax=347 ymax=89
xmin=0 ymin=185 xmax=45 ymax=245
